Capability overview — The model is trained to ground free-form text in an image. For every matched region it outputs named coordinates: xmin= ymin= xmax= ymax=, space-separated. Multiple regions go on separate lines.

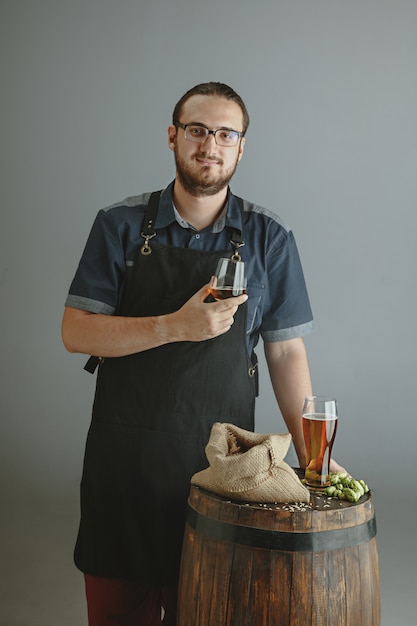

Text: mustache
xmin=195 ymin=153 xmax=223 ymax=165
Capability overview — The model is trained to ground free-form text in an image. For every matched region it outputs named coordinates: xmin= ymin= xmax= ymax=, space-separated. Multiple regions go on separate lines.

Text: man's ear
xmin=167 ymin=125 xmax=177 ymax=152
xmin=237 ymin=137 xmax=245 ymax=162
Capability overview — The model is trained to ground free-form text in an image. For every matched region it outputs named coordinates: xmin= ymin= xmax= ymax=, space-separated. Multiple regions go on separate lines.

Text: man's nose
xmin=200 ymin=132 xmax=217 ymax=148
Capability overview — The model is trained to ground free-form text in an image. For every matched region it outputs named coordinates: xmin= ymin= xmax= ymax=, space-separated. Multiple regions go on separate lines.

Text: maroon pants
xmin=84 ymin=575 xmax=178 ymax=626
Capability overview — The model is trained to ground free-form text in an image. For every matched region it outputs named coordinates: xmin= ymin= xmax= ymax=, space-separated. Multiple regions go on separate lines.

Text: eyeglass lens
xmin=185 ymin=125 xmax=240 ymax=146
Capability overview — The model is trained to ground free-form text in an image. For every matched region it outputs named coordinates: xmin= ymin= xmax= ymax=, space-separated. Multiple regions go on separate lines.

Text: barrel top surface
xmin=189 ymin=483 xmax=373 ymax=511
xmin=189 ymin=466 xmax=373 ymax=512
xmin=188 ymin=471 xmax=376 ymax=533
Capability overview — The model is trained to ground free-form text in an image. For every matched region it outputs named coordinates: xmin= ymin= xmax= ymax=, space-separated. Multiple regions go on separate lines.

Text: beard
xmin=174 ymin=145 xmax=240 ymax=197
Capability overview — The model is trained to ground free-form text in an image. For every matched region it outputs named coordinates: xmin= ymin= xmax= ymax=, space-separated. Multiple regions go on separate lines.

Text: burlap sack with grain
xmin=191 ymin=422 xmax=310 ymax=503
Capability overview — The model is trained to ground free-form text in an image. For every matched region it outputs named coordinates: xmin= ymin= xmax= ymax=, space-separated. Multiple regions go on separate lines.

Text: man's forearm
xmin=61 ymin=307 xmax=173 ymax=357
xmin=264 ymin=338 xmax=313 ymax=468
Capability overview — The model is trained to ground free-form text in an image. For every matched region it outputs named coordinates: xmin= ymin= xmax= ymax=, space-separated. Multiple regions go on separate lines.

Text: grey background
xmin=1 ymin=0 xmax=416 ymax=624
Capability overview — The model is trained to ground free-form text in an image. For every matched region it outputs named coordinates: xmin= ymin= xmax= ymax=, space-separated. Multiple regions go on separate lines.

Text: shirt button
xmin=195 ymin=234 xmax=200 ymax=239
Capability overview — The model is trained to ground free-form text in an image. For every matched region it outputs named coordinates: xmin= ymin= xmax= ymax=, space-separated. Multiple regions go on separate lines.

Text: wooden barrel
xmin=177 ymin=483 xmax=380 ymax=626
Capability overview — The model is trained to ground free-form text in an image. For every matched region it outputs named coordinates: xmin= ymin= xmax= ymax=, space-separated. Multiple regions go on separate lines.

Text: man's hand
xmin=166 ymin=278 xmax=248 ymax=342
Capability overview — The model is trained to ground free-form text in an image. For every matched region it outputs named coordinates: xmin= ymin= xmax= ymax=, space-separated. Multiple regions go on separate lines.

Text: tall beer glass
xmin=302 ymin=396 xmax=338 ymax=489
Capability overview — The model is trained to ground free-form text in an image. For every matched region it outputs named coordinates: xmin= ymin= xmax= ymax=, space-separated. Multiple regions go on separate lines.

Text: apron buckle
xmin=140 ymin=232 xmax=156 ymax=256
xmin=249 ymin=363 xmax=258 ymax=377
xmin=230 ymin=239 xmax=245 ymax=262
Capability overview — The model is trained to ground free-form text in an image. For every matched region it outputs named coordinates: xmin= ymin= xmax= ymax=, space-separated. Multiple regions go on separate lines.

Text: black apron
xmin=75 ymin=192 xmax=257 ymax=585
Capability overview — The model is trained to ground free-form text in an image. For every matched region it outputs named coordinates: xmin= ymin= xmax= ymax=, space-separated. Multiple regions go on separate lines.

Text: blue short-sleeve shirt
xmin=66 ymin=181 xmax=314 ymax=355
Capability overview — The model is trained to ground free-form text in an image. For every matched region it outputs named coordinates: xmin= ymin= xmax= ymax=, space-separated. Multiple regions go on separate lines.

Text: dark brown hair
xmin=172 ymin=82 xmax=250 ymax=135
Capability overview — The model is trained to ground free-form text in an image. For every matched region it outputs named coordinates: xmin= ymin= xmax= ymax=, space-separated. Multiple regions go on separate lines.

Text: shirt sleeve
xmin=261 ymin=228 xmax=314 ymax=342
xmin=65 ymin=209 xmax=126 ymax=315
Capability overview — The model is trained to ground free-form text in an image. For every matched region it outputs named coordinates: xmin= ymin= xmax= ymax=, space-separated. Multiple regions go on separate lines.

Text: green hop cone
xmin=343 ymin=488 xmax=360 ymax=503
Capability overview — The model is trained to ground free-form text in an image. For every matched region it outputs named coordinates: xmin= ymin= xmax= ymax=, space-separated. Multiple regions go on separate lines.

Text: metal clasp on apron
xmin=140 ymin=231 xmax=156 ymax=256
xmin=230 ymin=239 xmax=245 ymax=262
xmin=248 ymin=362 xmax=258 ymax=377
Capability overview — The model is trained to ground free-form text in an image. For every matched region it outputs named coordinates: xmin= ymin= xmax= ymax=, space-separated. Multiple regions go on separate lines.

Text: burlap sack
xmin=191 ymin=423 xmax=310 ymax=503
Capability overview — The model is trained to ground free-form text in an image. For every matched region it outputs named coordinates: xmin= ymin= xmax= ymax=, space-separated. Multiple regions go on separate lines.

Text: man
xmin=62 ymin=82 xmax=315 ymax=625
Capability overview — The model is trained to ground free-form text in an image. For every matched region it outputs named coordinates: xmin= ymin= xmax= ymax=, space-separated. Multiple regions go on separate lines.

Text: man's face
xmin=168 ymin=95 xmax=245 ymax=197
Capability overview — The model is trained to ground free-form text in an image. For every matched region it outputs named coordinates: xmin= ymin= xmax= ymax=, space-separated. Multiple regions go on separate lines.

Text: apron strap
xmin=230 ymin=196 xmax=245 ymax=260
xmin=141 ymin=190 xmax=162 ymax=235
xmin=140 ymin=191 xmax=162 ymax=255
xmin=84 ymin=355 xmax=101 ymax=374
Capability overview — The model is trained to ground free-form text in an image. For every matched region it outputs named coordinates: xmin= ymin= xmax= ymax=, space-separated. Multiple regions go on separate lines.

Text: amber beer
xmin=210 ymin=286 xmax=247 ymax=300
xmin=212 ymin=258 xmax=246 ymax=302
xmin=302 ymin=411 xmax=338 ymax=489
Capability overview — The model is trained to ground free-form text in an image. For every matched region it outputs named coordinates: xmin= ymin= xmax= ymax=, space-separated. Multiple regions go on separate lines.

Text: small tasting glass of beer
xmin=210 ymin=258 xmax=247 ymax=300
xmin=302 ymin=396 xmax=338 ymax=489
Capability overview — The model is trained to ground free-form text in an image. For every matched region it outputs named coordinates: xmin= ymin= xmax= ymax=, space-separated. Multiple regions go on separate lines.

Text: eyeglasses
xmin=174 ymin=122 xmax=244 ymax=147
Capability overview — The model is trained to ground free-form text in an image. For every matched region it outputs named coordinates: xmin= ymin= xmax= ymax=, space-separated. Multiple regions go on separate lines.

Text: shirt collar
xmin=155 ymin=180 xmax=243 ymax=234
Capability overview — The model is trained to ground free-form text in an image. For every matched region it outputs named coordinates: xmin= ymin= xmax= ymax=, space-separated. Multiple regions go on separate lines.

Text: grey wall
xmin=1 ymin=0 xmax=416 ymax=620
